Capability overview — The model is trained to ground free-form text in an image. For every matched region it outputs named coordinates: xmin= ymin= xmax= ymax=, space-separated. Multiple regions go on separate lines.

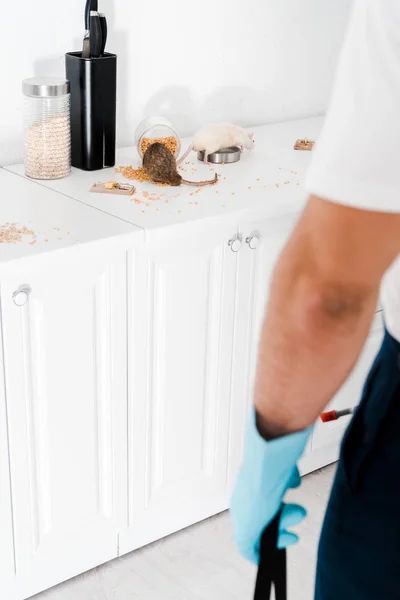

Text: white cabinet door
xmin=311 ymin=313 xmax=384 ymax=452
xmin=231 ymin=213 xmax=384 ymax=475
xmin=1 ymin=246 xmax=127 ymax=596
xmin=227 ymin=213 xmax=298 ymax=487
xmin=0 ymin=314 xmax=15 ymax=590
xmin=121 ymin=221 xmax=239 ymax=553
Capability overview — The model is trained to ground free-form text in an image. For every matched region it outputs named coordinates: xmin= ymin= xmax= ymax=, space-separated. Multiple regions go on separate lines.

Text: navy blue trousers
xmin=315 ymin=329 xmax=400 ymax=599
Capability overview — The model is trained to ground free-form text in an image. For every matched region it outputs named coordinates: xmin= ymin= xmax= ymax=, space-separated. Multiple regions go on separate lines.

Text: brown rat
xmin=143 ymin=142 xmax=218 ymax=187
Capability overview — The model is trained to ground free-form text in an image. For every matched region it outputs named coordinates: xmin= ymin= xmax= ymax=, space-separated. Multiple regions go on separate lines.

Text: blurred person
xmin=231 ymin=1 xmax=400 ymax=597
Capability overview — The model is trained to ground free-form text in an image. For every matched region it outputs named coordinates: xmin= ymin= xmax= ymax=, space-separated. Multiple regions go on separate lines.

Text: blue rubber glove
xmin=231 ymin=408 xmax=311 ymax=564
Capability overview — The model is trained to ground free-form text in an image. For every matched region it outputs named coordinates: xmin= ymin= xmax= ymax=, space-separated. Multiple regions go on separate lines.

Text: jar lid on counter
xmin=22 ymin=78 xmax=70 ymax=98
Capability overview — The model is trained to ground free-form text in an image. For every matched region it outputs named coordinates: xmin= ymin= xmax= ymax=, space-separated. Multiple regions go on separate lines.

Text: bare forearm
xmin=255 ymin=222 xmax=379 ymax=437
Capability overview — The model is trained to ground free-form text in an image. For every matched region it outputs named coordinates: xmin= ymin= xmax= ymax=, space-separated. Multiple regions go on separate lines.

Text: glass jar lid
xmin=22 ymin=78 xmax=70 ymax=98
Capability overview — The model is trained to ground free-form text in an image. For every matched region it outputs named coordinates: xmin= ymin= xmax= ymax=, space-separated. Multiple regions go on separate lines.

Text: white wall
xmin=0 ymin=0 xmax=351 ymax=166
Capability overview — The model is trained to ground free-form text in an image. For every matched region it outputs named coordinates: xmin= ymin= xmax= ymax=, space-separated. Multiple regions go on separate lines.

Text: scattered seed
xmin=115 ymin=165 xmax=168 ymax=186
xmin=0 ymin=223 xmax=36 ymax=244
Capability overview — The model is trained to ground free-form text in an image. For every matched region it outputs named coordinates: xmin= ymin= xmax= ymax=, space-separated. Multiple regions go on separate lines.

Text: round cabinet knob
xmin=228 ymin=235 xmax=242 ymax=252
xmin=246 ymin=232 xmax=260 ymax=250
xmin=13 ymin=286 xmax=30 ymax=307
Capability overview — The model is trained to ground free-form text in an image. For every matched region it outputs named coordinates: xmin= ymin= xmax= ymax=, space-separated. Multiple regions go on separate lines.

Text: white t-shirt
xmin=306 ymin=0 xmax=400 ymax=342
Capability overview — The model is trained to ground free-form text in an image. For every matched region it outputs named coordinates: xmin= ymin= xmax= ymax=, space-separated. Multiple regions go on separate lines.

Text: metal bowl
xmin=197 ymin=146 xmax=241 ymax=164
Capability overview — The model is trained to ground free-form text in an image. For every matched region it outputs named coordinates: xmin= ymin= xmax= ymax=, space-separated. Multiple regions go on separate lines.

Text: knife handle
xmin=99 ymin=13 xmax=107 ymax=55
xmin=85 ymin=0 xmax=98 ymax=31
xmin=89 ymin=11 xmax=102 ymax=58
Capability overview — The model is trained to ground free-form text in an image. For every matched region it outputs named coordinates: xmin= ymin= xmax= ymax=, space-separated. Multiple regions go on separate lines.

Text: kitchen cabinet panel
xmin=121 ymin=224 xmax=239 ymax=552
xmin=227 ymin=214 xmax=298 ymax=486
xmin=229 ymin=213 xmax=384 ymax=476
xmin=1 ymin=248 xmax=128 ymax=595
xmin=0 ymin=313 xmax=15 ymax=587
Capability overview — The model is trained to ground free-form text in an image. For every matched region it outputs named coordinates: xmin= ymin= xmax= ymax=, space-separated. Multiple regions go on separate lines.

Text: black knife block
xmin=65 ymin=52 xmax=117 ymax=171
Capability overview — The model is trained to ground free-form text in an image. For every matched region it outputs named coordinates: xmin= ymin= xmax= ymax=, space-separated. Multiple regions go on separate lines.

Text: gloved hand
xmin=231 ymin=408 xmax=311 ymax=564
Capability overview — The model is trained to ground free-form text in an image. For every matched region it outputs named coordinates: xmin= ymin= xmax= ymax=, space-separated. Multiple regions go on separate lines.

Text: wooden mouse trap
xmin=294 ymin=138 xmax=315 ymax=151
xmin=90 ymin=181 xmax=136 ymax=195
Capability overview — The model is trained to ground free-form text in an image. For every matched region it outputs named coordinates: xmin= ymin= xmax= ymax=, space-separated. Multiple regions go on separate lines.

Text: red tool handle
xmin=320 ymin=407 xmax=353 ymax=423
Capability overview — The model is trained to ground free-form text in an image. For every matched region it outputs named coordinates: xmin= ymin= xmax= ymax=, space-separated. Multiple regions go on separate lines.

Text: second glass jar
xmin=135 ymin=116 xmax=181 ymax=160
xmin=22 ymin=77 xmax=71 ymax=180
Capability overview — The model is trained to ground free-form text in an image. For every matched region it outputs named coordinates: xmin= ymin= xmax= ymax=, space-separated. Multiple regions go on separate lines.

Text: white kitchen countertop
xmin=0 ymin=169 xmax=141 ymax=264
xmin=6 ymin=117 xmax=323 ymax=230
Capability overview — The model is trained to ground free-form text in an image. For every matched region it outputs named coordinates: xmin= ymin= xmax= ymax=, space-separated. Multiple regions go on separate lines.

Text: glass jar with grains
xmin=22 ymin=77 xmax=71 ymax=180
xmin=135 ymin=116 xmax=181 ymax=160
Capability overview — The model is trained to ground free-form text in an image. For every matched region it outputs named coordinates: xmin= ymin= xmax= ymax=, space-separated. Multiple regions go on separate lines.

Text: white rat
xmin=177 ymin=123 xmax=255 ymax=165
